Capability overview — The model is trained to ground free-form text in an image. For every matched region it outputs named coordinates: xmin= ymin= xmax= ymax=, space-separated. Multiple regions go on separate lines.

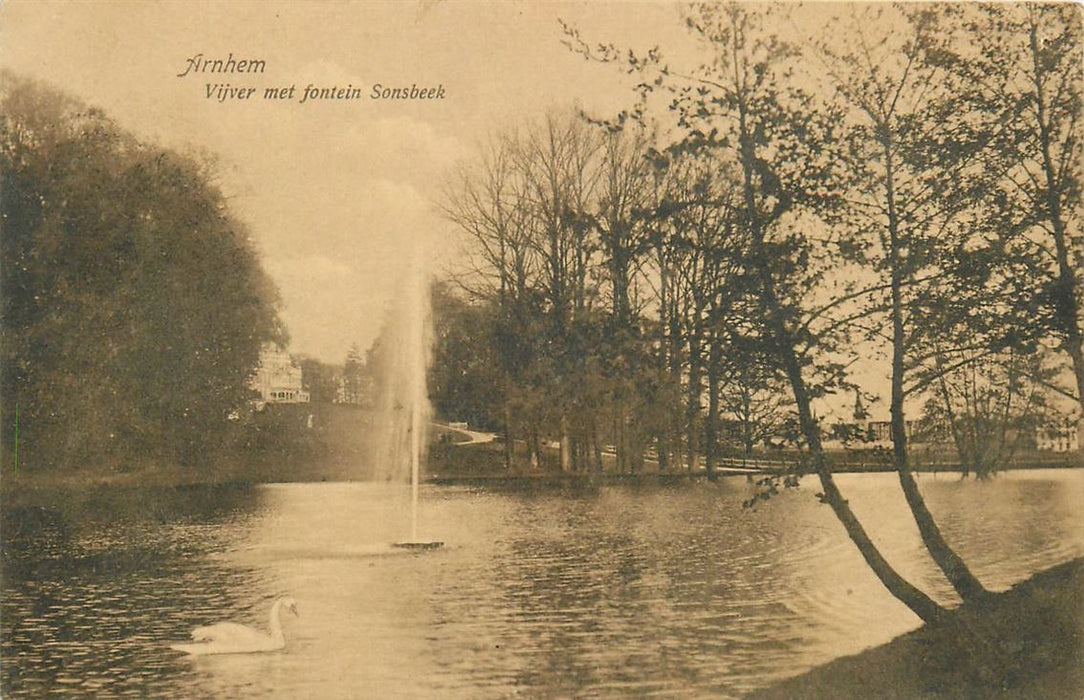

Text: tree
xmin=297 ymin=356 xmax=338 ymax=404
xmin=1 ymin=74 xmax=284 ymax=469
xmin=341 ymin=344 xmax=365 ymax=405
xmin=817 ymin=5 xmax=990 ymax=601
xmin=443 ymin=129 xmax=545 ymax=470
xmin=717 ymin=334 xmax=790 ymax=457
xmin=925 ymin=347 xmax=1052 ymax=478
xmin=714 ymin=5 xmax=944 ymax=620
xmin=594 ymin=127 xmax=657 ymax=473
xmin=446 ymin=113 xmax=652 ymax=475
xmin=962 ymin=5 xmax=1084 ymax=414
xmin=428 ymin=282 xmax=504 ymax=431
xmin=517 ymin=114 xmax=604 ymax=472
xmin=653 ymin=149 xmax=752 ymax=475
xmin=569 ymin=2 xmax=946 ymax=621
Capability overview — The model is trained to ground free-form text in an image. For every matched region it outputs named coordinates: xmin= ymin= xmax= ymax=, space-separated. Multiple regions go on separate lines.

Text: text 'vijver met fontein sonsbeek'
xmin=177 ymin=53 xmax=446 ymax=103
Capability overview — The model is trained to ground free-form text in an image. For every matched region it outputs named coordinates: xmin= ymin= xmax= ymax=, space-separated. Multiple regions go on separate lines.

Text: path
xmin=434 ymin=422 xmax=497 ymax=445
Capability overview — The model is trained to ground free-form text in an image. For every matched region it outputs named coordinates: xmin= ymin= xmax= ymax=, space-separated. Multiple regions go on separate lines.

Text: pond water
xmin=3 ymin=470 xmax=1082 ymax=698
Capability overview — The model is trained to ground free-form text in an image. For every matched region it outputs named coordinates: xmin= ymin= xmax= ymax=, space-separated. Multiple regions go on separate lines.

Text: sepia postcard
xmin=1 ymin=1 xmax=1082 ymax=697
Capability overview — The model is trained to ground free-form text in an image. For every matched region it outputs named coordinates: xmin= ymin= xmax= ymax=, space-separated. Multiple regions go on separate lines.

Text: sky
xmin=6 ymin=0 xmax=1022 ymax=422
xmin=0 ymin=0 xmax=699 ymax=363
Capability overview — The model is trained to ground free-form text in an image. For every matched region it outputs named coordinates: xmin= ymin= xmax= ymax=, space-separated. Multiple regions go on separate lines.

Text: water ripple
xmin=3 ymin=473 xmax=1082 ymax=698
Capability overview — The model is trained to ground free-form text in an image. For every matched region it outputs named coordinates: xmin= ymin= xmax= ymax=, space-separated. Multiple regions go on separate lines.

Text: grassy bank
xmin=3 ymin=405 xmax=1079 ymax=500
xmin=0 ymin=406 xmax=499 ymax=504
xmin=748 ymin=558 xmax=1084 ymax=699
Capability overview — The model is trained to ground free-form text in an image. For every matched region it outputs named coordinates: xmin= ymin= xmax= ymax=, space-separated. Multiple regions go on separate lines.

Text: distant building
xmin=824 ymin=419 xmax=918 ymax=446
xmin=850 ymin=420 xmax=918 ymax=444
xmin=251 ymin=345 xmax=310 ymax=404
xmin=1036 ymin=418 xmax=1083 ymax=453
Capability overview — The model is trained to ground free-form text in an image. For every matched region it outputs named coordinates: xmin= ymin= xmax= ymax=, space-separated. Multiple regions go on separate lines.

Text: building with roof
xmin=251 ymin=345 xmax=310 ymax=404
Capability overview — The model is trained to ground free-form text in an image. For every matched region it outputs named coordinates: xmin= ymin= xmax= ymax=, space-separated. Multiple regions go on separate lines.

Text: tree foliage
xmin=958 ymin=4 xmax=1084 ymax=412
xmin=437 ymin=2 xmax=1082 ymax=618
xmin=1 ymin=74 xmax=284 ymax=468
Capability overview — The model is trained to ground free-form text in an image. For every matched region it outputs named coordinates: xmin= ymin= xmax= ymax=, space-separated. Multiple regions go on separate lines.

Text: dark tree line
xmin=434 ymin=2 xmax=1082 ymax=622
xmin=438 ymin=115 xmax=760 ymax=475
xmin=1 ymin=75 xmax=285 ymax=469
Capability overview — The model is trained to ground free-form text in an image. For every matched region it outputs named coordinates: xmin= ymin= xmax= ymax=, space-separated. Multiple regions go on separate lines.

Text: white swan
xmin=170 ymin=596 xmax=299 ymax=655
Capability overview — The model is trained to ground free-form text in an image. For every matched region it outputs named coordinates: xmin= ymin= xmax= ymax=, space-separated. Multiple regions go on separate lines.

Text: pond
xmin=3 ymin=470 xmax=1082 ymax=698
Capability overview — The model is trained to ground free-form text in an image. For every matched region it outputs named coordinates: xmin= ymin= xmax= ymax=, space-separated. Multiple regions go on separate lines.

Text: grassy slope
xmin=748 ymin=558 xmax=1084 ymax=699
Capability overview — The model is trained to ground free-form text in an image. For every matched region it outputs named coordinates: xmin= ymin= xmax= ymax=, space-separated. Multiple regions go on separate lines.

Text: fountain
xmin=370 ymin=250 xmax=443 ymax=550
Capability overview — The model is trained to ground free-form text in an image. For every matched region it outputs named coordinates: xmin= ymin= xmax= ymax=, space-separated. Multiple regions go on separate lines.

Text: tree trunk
xmin=686 ymin=316 xmax=703 ymax=473
xmin=592 ymin=418 xmax=604 ymax=474
xmin=503 ymin=400 xmax=515 ymax=473
xmin=705 ymin=331 xmax=721 ymax=480
xmin=631 ymin=439 xmax=644 ymax=473
xmin=657 ymin=255 xmax=672 ymax=474
xmin=559 ymin=414 xmax=571 ymax=473
xmin=668 ymin=274 xmax=685 ymax=473
xmin=529 ymin=428 xmax=541 ymax=471
xmin=620 ymin=409 xmax=628 ymax=474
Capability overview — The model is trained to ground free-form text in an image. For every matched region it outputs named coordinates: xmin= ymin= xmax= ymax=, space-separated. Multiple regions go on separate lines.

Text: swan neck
xmin=269 ymin=599 xmax=285 ymax=642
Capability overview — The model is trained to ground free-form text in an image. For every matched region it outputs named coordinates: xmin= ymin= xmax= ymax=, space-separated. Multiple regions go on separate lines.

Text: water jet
xmin=373 ymin=250 xmax=443 ymax=551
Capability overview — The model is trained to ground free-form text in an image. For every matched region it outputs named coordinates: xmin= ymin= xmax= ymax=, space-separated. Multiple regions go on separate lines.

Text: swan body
xmin=170 ymin=596 xmax=298 ymax=655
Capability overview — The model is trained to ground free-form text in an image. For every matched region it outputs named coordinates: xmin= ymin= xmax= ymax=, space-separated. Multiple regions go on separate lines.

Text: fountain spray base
xmin=392 ymin=541 xmax=444 ymax=551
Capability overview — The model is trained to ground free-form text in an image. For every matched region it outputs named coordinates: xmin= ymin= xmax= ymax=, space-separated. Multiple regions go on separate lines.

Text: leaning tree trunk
xmin=893 ymin=368 xmax=989 ymax=601
xmin=740 ymin=142 xmax=944 ymax=622
xmin=775 ymin=301 xmax=945 ymax=623
xmin=885 ymin=141 xmax=988 ymax=601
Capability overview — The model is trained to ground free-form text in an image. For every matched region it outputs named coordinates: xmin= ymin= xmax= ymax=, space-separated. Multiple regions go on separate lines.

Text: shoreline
xmin=426 ymin=461 xmax=1083 ymax=486
xmin=3 ymin=458 xmax=1081 ymax=500
xmin=747 ymin=557 xmax=1084 ymax=699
